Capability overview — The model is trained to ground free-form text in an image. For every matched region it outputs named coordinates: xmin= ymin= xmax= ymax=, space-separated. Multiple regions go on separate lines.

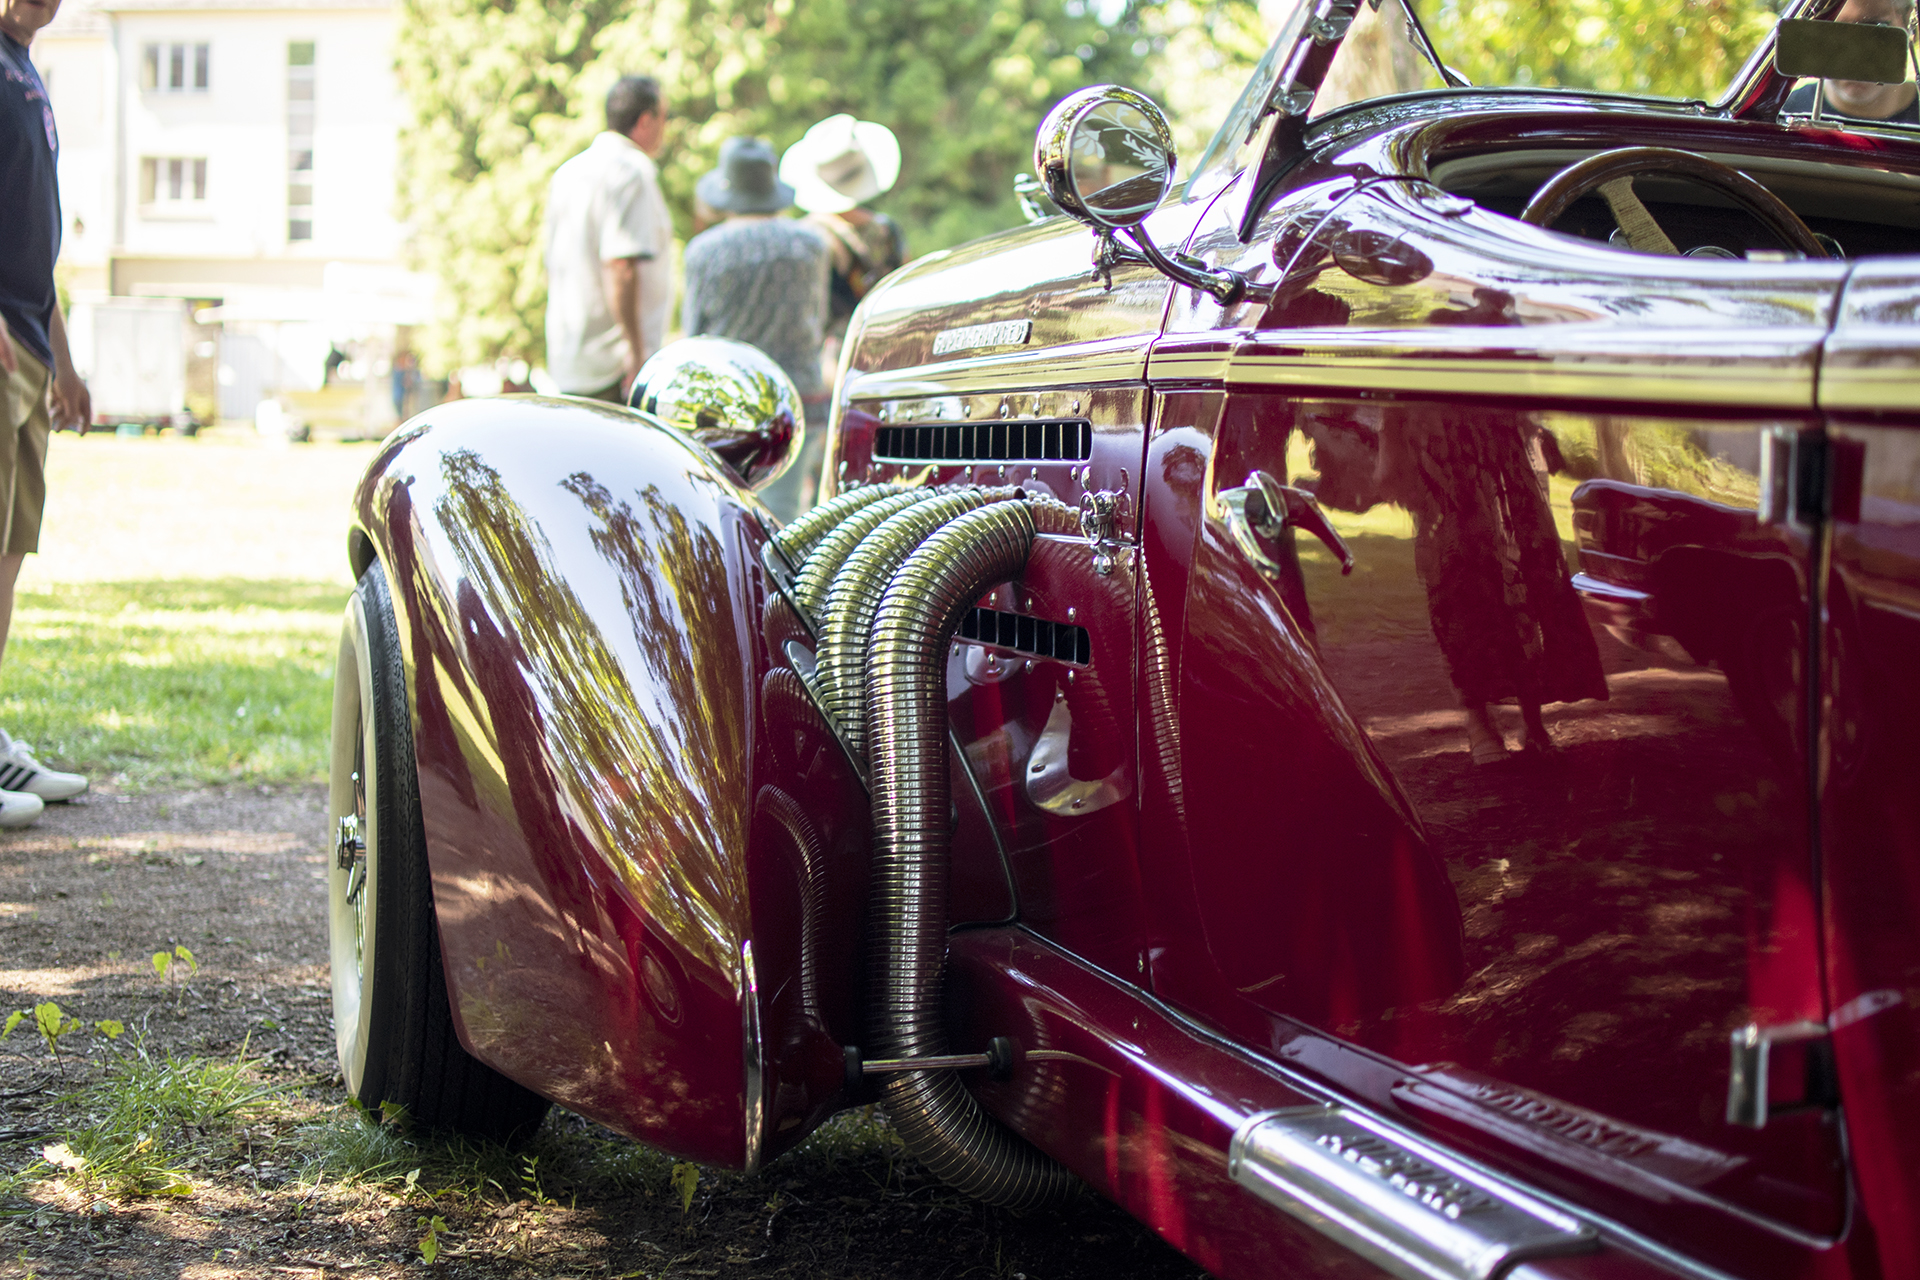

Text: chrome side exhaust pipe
xmin=862 ymin=500 xmax=1077 ymax=1209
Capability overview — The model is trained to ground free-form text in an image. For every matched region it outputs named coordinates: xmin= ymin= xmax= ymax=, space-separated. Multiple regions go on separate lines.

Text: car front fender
xmin=349 ymin=396 xmax=867 ymax=1168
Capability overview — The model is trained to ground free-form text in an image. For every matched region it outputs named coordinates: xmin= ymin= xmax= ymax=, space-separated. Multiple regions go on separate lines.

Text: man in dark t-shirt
xmin=1 ymin=0 xmax=94 ymax=826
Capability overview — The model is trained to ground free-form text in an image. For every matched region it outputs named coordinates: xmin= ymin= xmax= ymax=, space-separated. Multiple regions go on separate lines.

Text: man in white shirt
xmin=544 ymin=75 xmax=672 ymax=399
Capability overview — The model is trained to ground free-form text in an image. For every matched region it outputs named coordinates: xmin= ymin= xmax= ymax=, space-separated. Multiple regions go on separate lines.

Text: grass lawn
xmin=8 ymin=431 xmax=382 ymax=789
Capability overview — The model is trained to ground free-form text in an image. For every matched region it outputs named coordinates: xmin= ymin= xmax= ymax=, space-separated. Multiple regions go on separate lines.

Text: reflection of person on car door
xmin=1375 ymin=411 xmax=1607 ymax=764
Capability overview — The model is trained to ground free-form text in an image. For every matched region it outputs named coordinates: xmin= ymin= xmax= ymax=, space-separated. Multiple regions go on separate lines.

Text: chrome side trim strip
xmin=1569 ymin=572 xmax=1650 ymax=605
xmin=1820 ymin=344 xmax=1920 ymax=413
xmin=1224 ymin=328 xmax=1822 ymax=410
xmin=846 ymin=334 xmax=1154 ymax=399
xmin=1231 ymin=1106 xmax=1596 ymax=1280
xmin=1147 ymin=347 xmax=1233 ymax=383
xmin=1015 ymin=934 xmax=1767 ymax=1280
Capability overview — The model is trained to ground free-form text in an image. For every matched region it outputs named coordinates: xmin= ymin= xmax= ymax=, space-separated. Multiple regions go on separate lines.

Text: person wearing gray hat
xmin=681 ymin=136 xmax=832 ymax=521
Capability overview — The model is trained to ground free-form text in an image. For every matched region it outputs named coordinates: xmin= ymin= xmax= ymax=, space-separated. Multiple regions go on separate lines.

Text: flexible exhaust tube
xmin=865 ymin=500 xmax=1076 ymax=1209
xmin=816 ymin=487 xmax=1016 ymax=757
xmin=771 ymin=482 xmax=904 ymax=568
xmin=792 ymin=490 xmax=938 ymax=622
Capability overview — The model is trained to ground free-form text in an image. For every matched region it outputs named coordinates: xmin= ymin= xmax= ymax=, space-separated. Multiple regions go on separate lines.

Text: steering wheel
xmin=1519 ymin=146 xmax=1829 ymax=259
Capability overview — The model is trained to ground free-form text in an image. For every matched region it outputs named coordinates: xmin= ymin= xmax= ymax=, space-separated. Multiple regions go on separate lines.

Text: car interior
xmin=1430 ymin=146 xmax=1920 ymax=258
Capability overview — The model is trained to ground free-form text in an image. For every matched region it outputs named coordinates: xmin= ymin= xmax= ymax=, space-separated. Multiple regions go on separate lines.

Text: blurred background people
xmin=390 ymin=349 xmax=420 ymax=422
xmin=781 ymin=114 xmax=908 ymax=378
xmin=1784 ymin=0 xmax=1918 ymax=123
xmin=681 ymin=136 xmax=830 ymax=521
xmin=544 ymin=74 xmax=672 ymax=402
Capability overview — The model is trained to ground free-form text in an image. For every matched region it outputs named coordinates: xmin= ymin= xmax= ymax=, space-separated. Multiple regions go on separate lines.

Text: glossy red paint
xmin=1819 ymin=266 xmax=1920 ymax=1280
xmin=339 ymin=27 xmax=1920 ymax=1279
xmin=1139 ymin=388 xmax=1848 ymax=1272
xmin=947 ymin=927 xmax=1754 ymax=1280
xmin=351 ymin=397 xmax=867 ymax=1168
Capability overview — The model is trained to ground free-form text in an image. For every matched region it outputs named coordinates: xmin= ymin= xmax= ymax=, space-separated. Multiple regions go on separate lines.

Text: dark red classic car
xmin=329 ymin=3 xmax=1920 ymax=1277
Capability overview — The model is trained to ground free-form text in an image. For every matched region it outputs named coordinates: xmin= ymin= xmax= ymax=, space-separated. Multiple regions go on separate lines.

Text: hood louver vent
xmin=874 ymin=420 xmax=1092 ymax=464
xmin=959 ymin=605 xmax=1090 ymax=665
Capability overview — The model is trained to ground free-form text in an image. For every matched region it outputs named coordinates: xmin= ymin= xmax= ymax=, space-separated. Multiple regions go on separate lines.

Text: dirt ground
xmin=0 ymin=785 xmax=1207 ymax=1280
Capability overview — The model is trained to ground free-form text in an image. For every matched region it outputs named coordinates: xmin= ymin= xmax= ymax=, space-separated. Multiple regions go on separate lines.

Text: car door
xmin=1144 ymin=175 xmax=1852 ymax=1259
xmin=1817 ymin=262 xmax=1920 ymax=1279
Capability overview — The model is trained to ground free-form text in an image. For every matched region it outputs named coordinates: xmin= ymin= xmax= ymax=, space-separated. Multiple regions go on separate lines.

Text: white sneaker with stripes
xmin=0 ymin=789 xmax=43 ymax=828
xmin=0 ymin=731 xmax=87 ymax=802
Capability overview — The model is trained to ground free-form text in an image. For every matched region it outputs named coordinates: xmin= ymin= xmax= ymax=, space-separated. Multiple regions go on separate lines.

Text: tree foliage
xmin=396 ymin=0 xmax=1791 ymax=373
xmin=1427 ymin=0 xmax=1785 ymax=100
xmin=394 ymin=0 xmax=630 ymax=374
xmin=396 ymin=0 xmax=1148 ymax=372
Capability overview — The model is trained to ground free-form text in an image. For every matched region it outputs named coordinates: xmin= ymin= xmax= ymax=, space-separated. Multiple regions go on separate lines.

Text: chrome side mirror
xmin=1034 ymin=86 xmax=1247 ymax=304
xmin=628 ymin=337 xmax=803 ymax=492
xmin=1035 ymin=86 xmax=1176 ymax=229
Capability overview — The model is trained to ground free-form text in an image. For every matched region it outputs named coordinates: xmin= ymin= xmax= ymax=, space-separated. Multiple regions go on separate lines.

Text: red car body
xmin=340 ymin=6 xmax=1920 ymax=1278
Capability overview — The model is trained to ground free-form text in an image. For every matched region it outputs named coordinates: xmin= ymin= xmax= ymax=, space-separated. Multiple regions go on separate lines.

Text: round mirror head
xmin=1035 ymin=86 xmax=1177 ymax=230
xmin=627 ymin=337 xmax=803 ymax=492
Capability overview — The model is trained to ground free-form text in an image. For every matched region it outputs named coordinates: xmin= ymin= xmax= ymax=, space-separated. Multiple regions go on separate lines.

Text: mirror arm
xmin=1120 ymin=223 xmax=1249 ymax=305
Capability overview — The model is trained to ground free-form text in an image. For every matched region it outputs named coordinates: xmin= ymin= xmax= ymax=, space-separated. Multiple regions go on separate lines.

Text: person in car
xmin=1784 ymin=0 xmax=1918 ymax=123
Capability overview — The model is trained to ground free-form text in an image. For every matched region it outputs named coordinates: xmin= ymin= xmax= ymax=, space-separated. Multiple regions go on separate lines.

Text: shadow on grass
xmin=17 ymin=579 xmax=352 ymax=615
xmin=302 ymin=1105 xmax=1207 ymax=1279
xmin=4 ymin=579 xmax=352 ymax=789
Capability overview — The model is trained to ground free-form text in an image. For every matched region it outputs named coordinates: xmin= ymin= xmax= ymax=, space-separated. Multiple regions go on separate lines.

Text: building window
xmin=139 ymin=156 xmax=209 ymax=206
xmin=140 ymin=42 xmax=210 ymax=92
xmin=287 ymin=41 xmax=315 ymax=242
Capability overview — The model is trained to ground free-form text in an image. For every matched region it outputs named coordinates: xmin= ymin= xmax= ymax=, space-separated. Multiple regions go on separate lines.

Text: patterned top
xmin=681 ymin=218 xmax=830 ymax=397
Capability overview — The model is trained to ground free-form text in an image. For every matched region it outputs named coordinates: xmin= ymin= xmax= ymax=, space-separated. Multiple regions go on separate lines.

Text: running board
xmin=1230 ymin=1106 xmax=1599 ymax=1280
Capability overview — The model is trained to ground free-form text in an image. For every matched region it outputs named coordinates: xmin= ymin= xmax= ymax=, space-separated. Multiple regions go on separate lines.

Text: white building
xmin=33 ymin=0 xmax=429 ymax=428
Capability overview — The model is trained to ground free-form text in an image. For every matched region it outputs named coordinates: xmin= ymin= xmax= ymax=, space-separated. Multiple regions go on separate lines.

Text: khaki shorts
xmin=1 ymin=333 xmax=50 ymax=557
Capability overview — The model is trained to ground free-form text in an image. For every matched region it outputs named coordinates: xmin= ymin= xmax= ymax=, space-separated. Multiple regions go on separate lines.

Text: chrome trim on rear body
xmin=1230 ymin=1105 xmax=1598 ymax=1280
xmin=845 ymin=335 xmax=1155 ymax=400
xmin=1223 ymin=328 xmax=1823 ymax=409
xmin=1820 ymin=341 xmax=1920 ymax=413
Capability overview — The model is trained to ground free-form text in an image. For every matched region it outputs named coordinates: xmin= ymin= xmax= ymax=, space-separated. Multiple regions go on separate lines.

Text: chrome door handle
xmin=1215 ymin=470 xmax=1355 ymax=577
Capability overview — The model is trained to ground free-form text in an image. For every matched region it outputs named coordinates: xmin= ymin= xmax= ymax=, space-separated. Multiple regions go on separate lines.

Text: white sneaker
xmin=0 ymin=730 xmax=87 ymax=801
xmin=0 ymin=788 xmax=43 ymax=828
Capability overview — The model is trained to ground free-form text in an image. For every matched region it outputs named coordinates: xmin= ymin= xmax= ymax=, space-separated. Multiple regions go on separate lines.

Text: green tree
xmin=1138 ymin=0 xmax=1276 ymax=159
xmin=394 ymin=0 xmax=629 ymax=376
xmin=1428 ymin=0 xmax=1784 ymax=100
xmin=396 ymin=0 xmax=1146 ymax=374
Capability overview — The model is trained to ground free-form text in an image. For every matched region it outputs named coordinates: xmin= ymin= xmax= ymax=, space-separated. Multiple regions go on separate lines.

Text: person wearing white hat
xmin=780 ymin=115 xmax=909 ymax=351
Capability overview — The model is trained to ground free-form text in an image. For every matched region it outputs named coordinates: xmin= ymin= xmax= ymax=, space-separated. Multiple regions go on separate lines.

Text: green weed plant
xmin=0 ymin=1001 xmax=123 ymax=1076
xmin=151 ymin=945 xmax=198 ymax=1011
xmin=44 ymin=1041 xmax=279 ymax=1199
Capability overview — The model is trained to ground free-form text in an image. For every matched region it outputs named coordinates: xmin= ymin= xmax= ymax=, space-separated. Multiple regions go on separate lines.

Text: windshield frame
xmin=1191 ymin=0 xmax=1848 ymax=195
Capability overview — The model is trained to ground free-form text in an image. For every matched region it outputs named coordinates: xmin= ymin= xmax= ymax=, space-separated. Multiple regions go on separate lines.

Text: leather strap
xmin=1598 ymin=178 xmax=1679 ymax=255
